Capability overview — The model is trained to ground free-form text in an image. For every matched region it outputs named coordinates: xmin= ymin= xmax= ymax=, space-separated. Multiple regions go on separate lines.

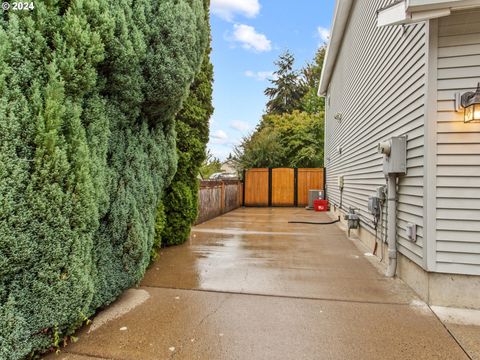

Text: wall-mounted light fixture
xmin=455 ymin=83 xmax=480 ymax=123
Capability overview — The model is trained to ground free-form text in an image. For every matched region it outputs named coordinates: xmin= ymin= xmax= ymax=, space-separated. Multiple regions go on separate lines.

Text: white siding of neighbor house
xmin=325 ymin=0 xmax=427 ymax=267
xmin=435 ymin=10 xmax=480 ymax=275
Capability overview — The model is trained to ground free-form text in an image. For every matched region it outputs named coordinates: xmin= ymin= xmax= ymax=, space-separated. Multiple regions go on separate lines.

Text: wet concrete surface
xmin=45 ymin=208 xmax=475 ymax=359
xmin=141 ymin=209 xmax=415 ymax=304
xmin=445 ymin=324 xmax=480 ymax=359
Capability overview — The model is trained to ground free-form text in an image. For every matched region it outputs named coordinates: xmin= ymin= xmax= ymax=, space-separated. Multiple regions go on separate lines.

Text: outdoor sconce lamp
xmin=456 ymin=83 xmax=480 ymax=123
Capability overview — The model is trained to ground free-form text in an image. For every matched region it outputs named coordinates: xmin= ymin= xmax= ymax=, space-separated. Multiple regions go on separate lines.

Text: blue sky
xmin=208 ymin=0 xmax=335 ymax=160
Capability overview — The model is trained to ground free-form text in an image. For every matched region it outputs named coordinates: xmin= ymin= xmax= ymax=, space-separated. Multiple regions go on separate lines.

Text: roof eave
xmin=408 ymin=0 xmax=480 ymax=12
xmin=378 ymin=0 xmax=480 ymax=26
xmin=318 ymin=0 xmax=354 ymax=97
xmin=318 ymin=0 xmax=480 ymax=97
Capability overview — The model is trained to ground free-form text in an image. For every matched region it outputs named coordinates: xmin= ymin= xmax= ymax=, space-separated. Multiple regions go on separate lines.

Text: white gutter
xmin=318 ymin=0 xmax=354 ymax=96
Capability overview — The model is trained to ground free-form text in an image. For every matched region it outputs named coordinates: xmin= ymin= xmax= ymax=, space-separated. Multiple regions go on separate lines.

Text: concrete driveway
xmin=47 ymin=208 xmax=473 ymax=360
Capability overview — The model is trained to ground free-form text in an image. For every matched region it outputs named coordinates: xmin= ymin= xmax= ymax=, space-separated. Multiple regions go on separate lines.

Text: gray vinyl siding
xmin=435 ymin=9 xmax=480 ymax=276
xmin=325 ymin=0 xmax=426 ymax=266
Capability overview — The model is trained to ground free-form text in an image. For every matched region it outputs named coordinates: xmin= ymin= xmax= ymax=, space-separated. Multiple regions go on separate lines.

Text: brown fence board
xmin=244 ymin=167 xmax=324 ymax=207
xmin=272 ymin=168 xmax=295 ymax=206
xmin=196 ymin=180 xmax=243 ymax=224
xmin=244 ymin=168 xmax=269 ymax=206
xmin=297 ymin=169 xmax=325 ymax=206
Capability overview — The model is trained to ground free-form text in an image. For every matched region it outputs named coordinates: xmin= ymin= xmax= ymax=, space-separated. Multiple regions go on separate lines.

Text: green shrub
xmin=0 ymin=1 xmax=208 ymax=358
xmin=160 ymin=24 xmax=213 ymax=246
xmin=151 ymin=201 xmax=166 ymax=261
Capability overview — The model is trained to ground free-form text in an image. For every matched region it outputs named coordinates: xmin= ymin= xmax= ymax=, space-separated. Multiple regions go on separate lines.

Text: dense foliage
xmin=159 ymin=39 xmax=214 ymax=246
xmin=234 ymin=47 xmax=326 ymax=170
xmin=234 ymin=111 xmax=324 ymax=169
xmin=300 ymin=47 xmax=326 ymax=114
xmin=0 ymin=1 xmax=208 ymax=358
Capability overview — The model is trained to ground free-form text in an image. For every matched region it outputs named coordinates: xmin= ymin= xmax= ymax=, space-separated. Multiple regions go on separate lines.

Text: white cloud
xmin=317 ymin=26 xmax=330 ymax=44
xmin=244 ymin=70 xmax=274 ymax=81
xmin=211 ymin=0 xmax=260 ymax=21
xmin=230 ymin=120 xmax=251 ymax=132
xmin=211 ymin=129 xmax=231 ymax=145
xmin=212 ymin=129 xmax=228 ymax=140
xmin=231 ymin=24 xmax=272 ymax=52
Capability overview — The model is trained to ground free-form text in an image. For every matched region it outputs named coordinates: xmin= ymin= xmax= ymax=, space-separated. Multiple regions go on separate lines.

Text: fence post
xmin=221 ymin=181 xmax=225 ymax=214
xmin=268 ymin=168 xmax=272 ymax=207
xmin=294 ymin=168 xmax=298 ymax=207
xmin=242 ymin=170 xmax=246 ymax=207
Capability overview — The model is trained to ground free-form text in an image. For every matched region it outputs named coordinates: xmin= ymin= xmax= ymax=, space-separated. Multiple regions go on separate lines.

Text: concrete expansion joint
xmin=65 ymin=350 xmax=119 ymax=360
xmin=141 ymin=284 xmax=412 ymax=307
xmin=427 ymin=305 xmax=475 ymax=360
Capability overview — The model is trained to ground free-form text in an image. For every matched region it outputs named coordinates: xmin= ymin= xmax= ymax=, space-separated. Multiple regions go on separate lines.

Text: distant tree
xmin=300 ymin=46 xmax=326 ymax=114
xmin=236 ymin=48 xmax=326 ymax=170
xmin=233 ymin=129 xmax=286 ymax=169
xmin=199 ymin=150 xmax=222 ymax=179
xmin=264 ymin=51 xmax=308 ymax=115
xmin=262 ymin=110 xmax=324 ymax=168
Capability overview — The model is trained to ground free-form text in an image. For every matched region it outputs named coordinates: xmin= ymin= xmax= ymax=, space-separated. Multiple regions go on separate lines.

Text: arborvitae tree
xmin=159 ymin=1 xmax=214 ymax=247
xmin=0 ymin=1 xmax=209 ymax=358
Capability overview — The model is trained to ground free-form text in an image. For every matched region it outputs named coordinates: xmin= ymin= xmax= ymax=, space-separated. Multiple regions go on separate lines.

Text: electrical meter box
xmin=382 ymin=136 xmax=407 ymax=175
xmin=368 ymin=196 xmax=381 ymax=217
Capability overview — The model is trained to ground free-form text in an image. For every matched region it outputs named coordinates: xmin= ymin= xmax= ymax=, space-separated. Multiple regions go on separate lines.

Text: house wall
xmin=325 ymin=0 xmax=427 ymax=267
xmin=435 ymin=9 xmax=480 ymax=276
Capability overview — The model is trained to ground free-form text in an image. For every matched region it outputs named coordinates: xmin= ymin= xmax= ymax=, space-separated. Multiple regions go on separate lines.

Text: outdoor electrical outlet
xmin=406 ymin=223 xmax=417 ymax=242
xmin=368 ymin=196 xmax=381 ymax=218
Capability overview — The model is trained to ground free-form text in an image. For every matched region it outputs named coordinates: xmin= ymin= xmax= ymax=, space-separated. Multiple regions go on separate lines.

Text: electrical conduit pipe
xmin=386 ymin=174 xmax=397 ymax=277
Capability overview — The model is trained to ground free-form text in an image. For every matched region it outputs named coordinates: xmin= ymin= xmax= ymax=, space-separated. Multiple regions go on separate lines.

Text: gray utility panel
xmin=381 ymin=136 xmax=407 ymax=175
xmin=307 ymin=190 xmax=325 ymax=209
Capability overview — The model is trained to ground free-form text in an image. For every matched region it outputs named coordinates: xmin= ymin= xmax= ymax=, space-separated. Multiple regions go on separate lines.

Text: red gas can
xmin=313 ymin=199 xmax=329 ymax=212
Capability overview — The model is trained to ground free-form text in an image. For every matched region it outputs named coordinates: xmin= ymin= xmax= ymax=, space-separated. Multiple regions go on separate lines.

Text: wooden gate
xmin=244 ymin=168 xmax=269 ymax=206
xmin=243 ymin=168 xmax=324 ymax=207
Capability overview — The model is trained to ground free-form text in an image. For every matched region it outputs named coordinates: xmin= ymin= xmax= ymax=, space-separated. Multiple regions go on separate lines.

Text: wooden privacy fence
xmin=243 ymin=168 xmax=324 ymax=207
xmin=196 ymin=180 xmax=243 ymax=224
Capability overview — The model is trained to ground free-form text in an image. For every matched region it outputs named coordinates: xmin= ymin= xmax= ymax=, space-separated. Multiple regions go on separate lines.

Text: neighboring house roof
xmin=318 ymin=0 xmax=480 ymax=96
xmin=220 ymin=160 xmax=236 ymax=174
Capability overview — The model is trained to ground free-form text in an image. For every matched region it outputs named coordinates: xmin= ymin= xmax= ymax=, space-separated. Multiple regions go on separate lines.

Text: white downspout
xmin=386 ymin=174 xmax=397 ymax=277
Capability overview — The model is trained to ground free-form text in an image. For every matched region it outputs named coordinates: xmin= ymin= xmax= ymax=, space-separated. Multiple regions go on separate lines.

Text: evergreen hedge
xmin=160 ymin=26 xmax=213 ymax=246
xmin=0 ymin=1 xmax=208 ymax=358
